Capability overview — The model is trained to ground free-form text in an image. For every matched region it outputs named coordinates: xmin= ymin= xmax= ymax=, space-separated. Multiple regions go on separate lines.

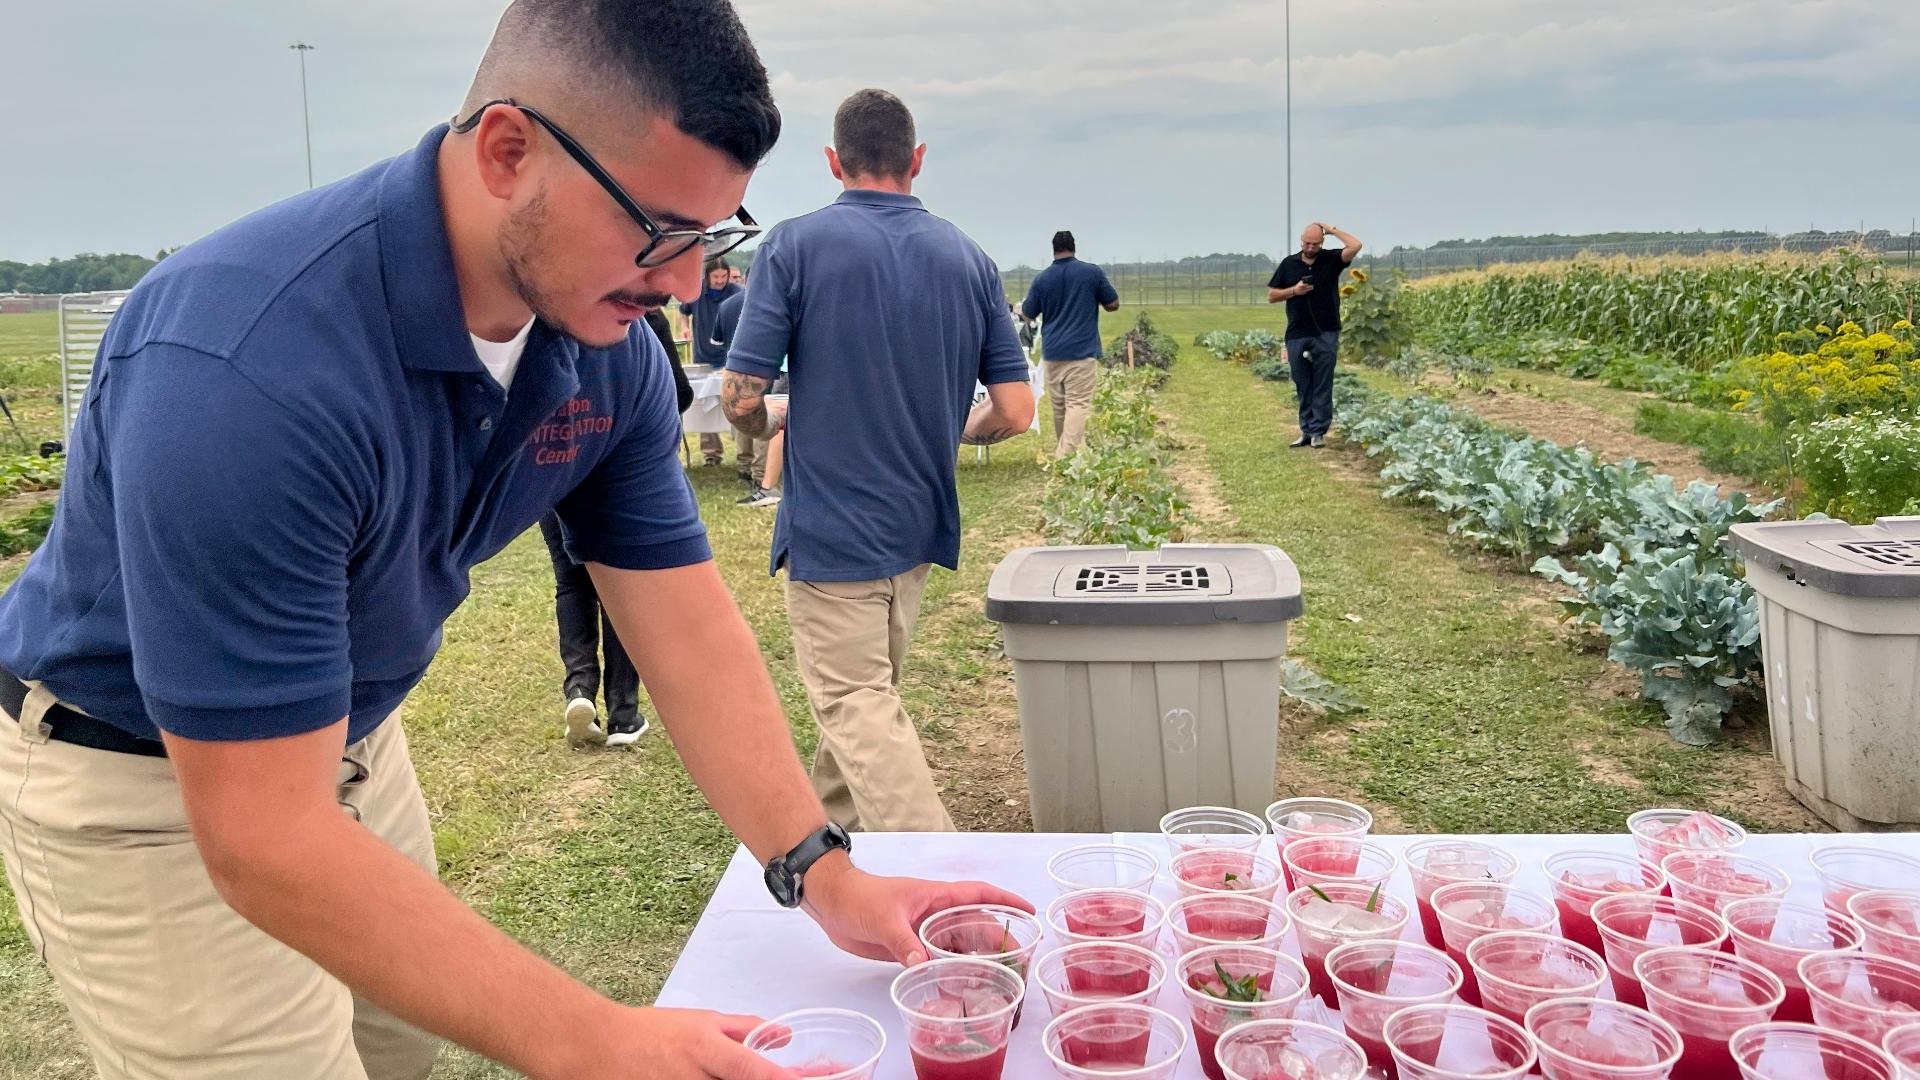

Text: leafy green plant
xmin=1102 ymin=312 xmax=1178 ymax=385
xmin=1040 ymin=369 xmax=1189 ymax=548
xmin=1280 ymin=659 xmax=1365 ymax=715
xmin=1633 ymin=403 xmax=1786 ymax=485
xmin=1341 ymin=268 xmax=1413 ymax=367
xmin=0 ymin=501 xmax=55 ymax=557
xmin=1795 ymin=414 xmax=1920 ymax=521
xmin=0 ymin=453 xmax=63 ymax=496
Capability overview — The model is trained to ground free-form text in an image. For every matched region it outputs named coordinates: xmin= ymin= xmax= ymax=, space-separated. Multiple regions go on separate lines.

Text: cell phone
xmin=1298 ymin=281 xmax=1314 ymax=292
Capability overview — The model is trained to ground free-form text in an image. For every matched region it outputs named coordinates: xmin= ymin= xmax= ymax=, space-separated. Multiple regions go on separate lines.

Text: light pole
xmin=290 ymin=42 xmax=315 ymax=189
xmin=1284 ymin=0 xmax=1292 ymax=249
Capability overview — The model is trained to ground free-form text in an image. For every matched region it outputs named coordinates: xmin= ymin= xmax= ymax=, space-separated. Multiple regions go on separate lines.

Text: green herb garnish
xmin=1307 ymin=884 xmax=1335 ymax=904
xmin=1208 ymin=960 xmax=1264 ymax=1003
xmin=1365 ymin=882 xmax=1383 ymax=914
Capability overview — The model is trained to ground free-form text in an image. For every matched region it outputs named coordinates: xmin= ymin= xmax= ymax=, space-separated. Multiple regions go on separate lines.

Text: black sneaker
xmin=606 ymin=714 xmax=649 ymax=746
xmin=1310 ymin=435 xmax=1326 ymax=448
xmin=1289 ymin=435 xmax=1312 ymax=448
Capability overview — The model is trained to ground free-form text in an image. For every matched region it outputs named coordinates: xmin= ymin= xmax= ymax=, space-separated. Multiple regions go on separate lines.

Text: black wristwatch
xmin=764 ymin=823 xmax=852 ymax=908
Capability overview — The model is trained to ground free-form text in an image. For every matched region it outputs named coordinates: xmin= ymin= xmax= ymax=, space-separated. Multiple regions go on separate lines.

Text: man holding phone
xmin=1267 ymin=221 xmax=1362 ymax=447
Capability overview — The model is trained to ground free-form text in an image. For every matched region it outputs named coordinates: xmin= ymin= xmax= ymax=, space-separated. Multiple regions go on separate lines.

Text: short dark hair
xmin=833 ymin=89 xmax=916 ymax=180
xmin=1052 ymin=231 xmax=1076 ymax=254
xmin=471 ymin=0 xmax=782 ymax=170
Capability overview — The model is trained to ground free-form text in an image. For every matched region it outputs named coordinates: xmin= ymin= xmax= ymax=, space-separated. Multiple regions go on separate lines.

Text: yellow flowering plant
xmin=1726 ymin=322 xmax=1920 ymax=431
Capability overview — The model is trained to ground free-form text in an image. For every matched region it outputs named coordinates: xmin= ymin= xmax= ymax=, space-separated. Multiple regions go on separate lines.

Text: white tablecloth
xmin=656 ymin=830 xmax=1905 ymax=1078
xmin=683 ymin=371 xmax=732 ymax=435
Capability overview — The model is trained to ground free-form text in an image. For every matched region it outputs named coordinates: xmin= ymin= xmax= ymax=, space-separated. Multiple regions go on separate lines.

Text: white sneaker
xmin=564 ymin=696 xmax=606 ymax=748
xmin=605 ymin=714 xmax=649 ymax=747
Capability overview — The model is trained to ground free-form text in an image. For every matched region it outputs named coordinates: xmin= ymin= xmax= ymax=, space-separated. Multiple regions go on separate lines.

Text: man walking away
xmin=541 ymin=513 xmax=647 ymax=746
xmin=1020 ymin=230 xmax=1118 ymax=457
xmin=723 ymin=89 xmax=1034 ymax=833
xmin=680 ymin=256 xmax=741 ymax=465
xmin=710 ymin=272 xmax=781 ymax=504
xmin=1268 ymin=221 xmax=1362 ymax=447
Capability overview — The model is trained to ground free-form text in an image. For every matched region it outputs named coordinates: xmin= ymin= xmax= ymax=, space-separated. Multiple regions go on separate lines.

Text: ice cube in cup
xmin=1161 ymin=806 xmax=1267 ymax=859
xmin=1728 ymin=1021 xmax=1899 ymax=1080
xmin=1172 ymin=847 xmax=1286 ymax=903
xmin=890 ymin=958 xmax=1025 ymax=1080
xmin=745 ymin=1008 xmax=887 ymax=1080
xmin=1214 ymin=1018 xmax=1370 ymax=1080
xmin=1627 ymin=808 xmax=1747 ymax=866
xmin=1723 ymin=896 xmax=1862 ymax=1024
xmin=1281 ymin=837 xmax=1399 ymax=895
xmin=1544 ymin=850 xmax=1668 ymax=955
xmin=1660 ymin=850 xmax=1791 ymax=916
xmin=1849 ymin=890 xmax=1920 ymax=967
xmin=1286 ymin=881 xmax=1412 ymax=1008
xmin=1178 ymin=944 xmax=1312 ymax=1080
xmin=1811 ymin=847 xmax=1920 ymax=919
xmin=1466 ymin=931 xmax=1608 ymax=1026
xmin=1326 ymin=939 xmax=1464 ymax=1077
xmin=1405 ymin=840 xmax=1521 ymax=948
xmin=1265 ymin=797 xmax=1372 ymax=892
xmin=1382 ymin=1003 xmax=1538 ymax=1080
xmin=1167 ymin=892 xmax=1291 ymax=955
xmin=1523 ymin=997 xmax=1683 ymax=1080
xmin=1798 ymin=951 xmax=1920 ymax=1046
xmin=1034 ymin=940 xmax=1167 ymax=1013
xmin=1884 ymin=1022 xmax=1920 ymax=1080
xmin=1432 ymin=880 xmax=1560 ymax=1006
xmin=1046 ymin=844 xmax=1160 ymax=896
xmin=1045 ymin=888 xmax=1168 ymax=952
xmin=1633 ymin=946 xmax=1785 ymax=1080
xmin=1041 ymin=1002 xmax=1188 ymax=1079
xmin=1592 ymin=893 xmax=1729 ymax=1010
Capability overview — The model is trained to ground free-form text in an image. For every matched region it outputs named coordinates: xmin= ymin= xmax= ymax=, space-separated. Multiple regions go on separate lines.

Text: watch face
xmin=764 ymin=863 xmax=799 ymax=908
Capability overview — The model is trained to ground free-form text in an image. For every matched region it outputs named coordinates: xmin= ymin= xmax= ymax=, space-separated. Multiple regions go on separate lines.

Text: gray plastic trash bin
xmin=985 ymin=544 xmax=1304 ymax=832
xmin=1729 ymin=516 xmax=1920 ymax=831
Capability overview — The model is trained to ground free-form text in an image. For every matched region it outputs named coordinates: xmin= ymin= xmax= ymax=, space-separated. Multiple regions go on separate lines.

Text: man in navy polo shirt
xmin=1021 ymin=230 xmax=1120 ymax=457
xmin=0 ymin=4 xmax=1024 ymax=1078
xmin=722 ymin=89 xmax=1033 ymax=834
xmin=682 ymin=256 xmax=745 ymax=469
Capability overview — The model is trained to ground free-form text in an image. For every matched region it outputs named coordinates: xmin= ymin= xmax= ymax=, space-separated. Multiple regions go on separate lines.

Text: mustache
xmin=604 ymin=291 xmax=674 ymax=310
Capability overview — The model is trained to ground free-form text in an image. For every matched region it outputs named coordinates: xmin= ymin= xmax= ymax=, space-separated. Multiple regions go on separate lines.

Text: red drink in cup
xmin=1545 ymin=851 xmax=1668 ymax=955
xmin=1382 ymin=1004 xmax=1538 ymax=1080
xmin=1041 ymin=1003 xmax=1188 ymax=1078
xmin=1466 ymin=931 xmax=1608 ymax=1026
xmin=1592 ymin=893 xmax=1729 ymax=1009
xmin=1035 ymin=941 xmax=1167 ymax=1012
xmin=1524 ymin=997 xmax=1684 ymax=1080
xmin=1326 ymin=940 xmax=1465 ymax=1078
xmin=1178 ymin=944 xmax=1311 ymax=1080
xmin=1215 ymin=1019 xmax=1371 ymax=1080
xmin=1265 ymin=798 xmax=1373 ymax=894
xmin=891 ymin=958 xmax=1025 ymax=1080
xmin=1725 ymin=896 xmax=1864 ymax=1024
xmin=1884 ymin=1023 xmax=1920 ymax=1080
xmin=1728 ymin=1021 xmax=1899 ymax=1080
xmin=1161 ymin=806 xmax=1268 ymax=861
xmin=1282 ymin=837 xmax=1399 ymax=897
xmin=744 ymin=1008 xmax=887 ymax=1080
xmin=1431 ymin=881 xmax=1560 ymax=1007
xmin=1046 ymin=888 xmax=1167 ymax=953
xmin=1660 ymin=851 xmax=1791 ymax=916
xmin=1405 ymin=840 xmax=1521 ymax=949
xmin=1799 ymin=952 xmax=1920 ymax=1047
xmin=1173 ymin=848 xmax=1286 ymax=904
xmin=1634 ymin=946 xmax=1785 ymax=1080
xmin=1168 ymin=893 xmax=1291 ymax=955
xmin=1047 ymin=844 xmax=1160 ymax=897
xmin=1849 ymin=891 xmax=1920 ymax=967
xmin=919 ymin=905 xmax=1044 ymax=1029
xmin=1811 ymin=847 xmax=1920 ymax=920
xmin=1626 ymin=808 xmax=1747 ymax=867
xmin=1286 ymin=881 xmax=1412 ymax=1008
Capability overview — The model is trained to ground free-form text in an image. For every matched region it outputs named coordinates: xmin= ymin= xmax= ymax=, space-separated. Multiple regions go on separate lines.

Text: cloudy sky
xmin=4 ymin=0 xmax=1914 ymax=269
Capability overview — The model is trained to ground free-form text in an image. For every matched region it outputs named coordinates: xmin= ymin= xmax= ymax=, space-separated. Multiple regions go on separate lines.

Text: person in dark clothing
xmin=680 ymin=257 xmax=744 ymax=466
xmin=1021 ymin=230 xmax=1119 ymax=458
xmin=1268 ymin=221 xmax=1363 ymax=447
xmin=645 ymin=307 xmax=694 ymax=413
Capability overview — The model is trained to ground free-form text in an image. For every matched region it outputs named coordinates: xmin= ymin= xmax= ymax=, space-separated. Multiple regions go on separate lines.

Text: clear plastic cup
xmin=1281 ymin=837 xmax=1400 ymax=894
xmin=1884 ymin=1023 xmax=1920 ymax=1080
xmin=1634 ymin=946 xmax=1785 ymax=1080
xmin=1041 ymin=1003 xmax=1188 ymax=1079
xmin=1326 ymin=939 xmax=1465 ymax=1076
xmin=1047 ymin=844 xmax=1160 ymax=896
xmin=1265 ymin=797 xmax=1373 ymax=894
xmin=1384 ymin=1003 xmax=1539 ymax=1080
xmin=1034 ymin=941 xmax=1168 ymax=1014
xmin=1729 ymin=1021 xmax=1899 ymax=1080
xmin=1660 ymin=851 xmax=1792 ymax=916
xmin=1406 ymin=840 xmax=1522 ymax=949
xmin=1161 ymin=806 xmax=1268 ymax=859
xmin=1178 ymin=944 xmax=1312 ymax=1080
xmin=1286 ymin=881 xmax=1413 ymax=1008
xmin=744 ymin=1008 xmax=887 ymax=1080
xmin=890 ymin=958 xmax=1025 ymax=1080
xmin=1627 ymin=809 xmax=1748 ymax=867
xmin=1171 ymin=848 xmax=1286 ymax=903
xmin=1593 ymin=893 xmax=1730 ymax=1010
xmin=1812 ymin=847 xmax=1920 ymax=919
xmin=1799 ymin=951 xmax=1920 ymax=1045
xmin=1724 ymin=896 xmax=1864 ymax=1024
xmin=1849 ymin=891 xmax=1920 ymax=967
xmin=1545 ymin=851 xmax=1669 ymax=956
xmin=1167 ymin=893 xmax=1291 ymax=955
xmin=1432 ymin=880 xmax=1561 ymax=1007
xmin=1524 ymin=997 xmax=1684 ymax=1080
xmin=1467 ymin=931 xmax=1608 ymax=1026
xmin=919 ymin=905 xmax=1045 ymax=1028
xmin=1215 ymin=1018 xmax=1371 ymax=1080
xmin=1045 ymin=889 xmax=1168 ymax=952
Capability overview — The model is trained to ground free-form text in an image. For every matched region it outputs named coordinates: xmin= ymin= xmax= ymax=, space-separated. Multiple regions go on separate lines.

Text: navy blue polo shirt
xmin=0 ymin=126 xmax=708 ymax=745
xmin=726 ymin=189 xmax=1027 ymax=581
xmin=1021 ymin=255 xmax=1119 ymax=361
xmin=711 ymin=290 xmax=746 ymax=352
xmin=680 ymin=282 xmax=742 ymax=367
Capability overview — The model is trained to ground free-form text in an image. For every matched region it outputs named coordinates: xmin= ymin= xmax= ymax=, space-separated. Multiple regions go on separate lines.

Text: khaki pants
xmin=0 ymin=688 xmax=440 ymax=1080
xmin=698 ymin=431 xmax=726 ymax=464
xmin=786 ymin=566 xmax=954 ymax=832
xmin=1045 ymin=358 xmax=1098 ymax=457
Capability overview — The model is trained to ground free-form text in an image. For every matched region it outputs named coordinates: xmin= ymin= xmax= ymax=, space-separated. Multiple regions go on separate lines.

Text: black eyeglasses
xmin=452 ymin=98 xmax=759 ymax=269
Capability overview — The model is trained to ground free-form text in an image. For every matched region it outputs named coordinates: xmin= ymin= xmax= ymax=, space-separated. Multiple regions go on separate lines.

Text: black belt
xmin=0 ymin=672 xmax=167 ymax=757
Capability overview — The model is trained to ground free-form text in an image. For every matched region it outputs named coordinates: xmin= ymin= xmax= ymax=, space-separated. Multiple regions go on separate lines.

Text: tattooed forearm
xmin=960 ymin=426 xmax=1022 ymax=446
xmin=720 ymin=371 xmax=783 ymax=439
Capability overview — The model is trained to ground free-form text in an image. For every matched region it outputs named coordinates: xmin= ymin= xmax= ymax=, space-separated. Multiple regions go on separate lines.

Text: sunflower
xmin=1351 ymin=269 xmax=1369 ymax=283
xmin=1339 ymin=285 xmax=1357 ymax=298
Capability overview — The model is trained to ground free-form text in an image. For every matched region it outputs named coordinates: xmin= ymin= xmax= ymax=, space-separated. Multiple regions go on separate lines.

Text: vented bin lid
xmin=985 ymin=544 xmax=1303 ymax=626
xmin=1728 ymin=516 xmax=1920 ymax=597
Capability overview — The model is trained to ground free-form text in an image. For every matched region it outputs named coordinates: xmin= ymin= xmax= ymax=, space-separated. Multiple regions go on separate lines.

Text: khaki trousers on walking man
xmin=0 ymin=687 xmax=439 ymax=1080
xmin=1046 ymin=357 xmax=1098 ymax=457
xmin=785 ymin=566 xmax=953 ymax=833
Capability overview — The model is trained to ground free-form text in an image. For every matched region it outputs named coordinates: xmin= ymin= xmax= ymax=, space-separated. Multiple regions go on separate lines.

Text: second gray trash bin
xmin=985 ymin=544 xmax=1304 ymax=832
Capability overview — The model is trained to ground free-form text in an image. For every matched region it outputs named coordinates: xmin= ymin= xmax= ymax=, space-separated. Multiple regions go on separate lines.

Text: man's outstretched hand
xmin=801 ymin=859 xmax=1034 ymax=966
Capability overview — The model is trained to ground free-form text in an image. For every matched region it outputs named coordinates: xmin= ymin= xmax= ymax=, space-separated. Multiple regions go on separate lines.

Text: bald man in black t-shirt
xmin=1268 ymin=221 xmax=1363 ymax=448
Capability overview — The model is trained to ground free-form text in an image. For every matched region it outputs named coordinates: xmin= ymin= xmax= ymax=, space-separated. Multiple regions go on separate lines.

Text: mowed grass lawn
xmin=0 ymin=302 xmax=1803 ymax=1077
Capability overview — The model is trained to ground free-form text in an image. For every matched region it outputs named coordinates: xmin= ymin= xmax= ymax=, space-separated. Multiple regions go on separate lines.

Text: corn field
xmin=1404 ymin=250 xmax=1920 ymax=368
